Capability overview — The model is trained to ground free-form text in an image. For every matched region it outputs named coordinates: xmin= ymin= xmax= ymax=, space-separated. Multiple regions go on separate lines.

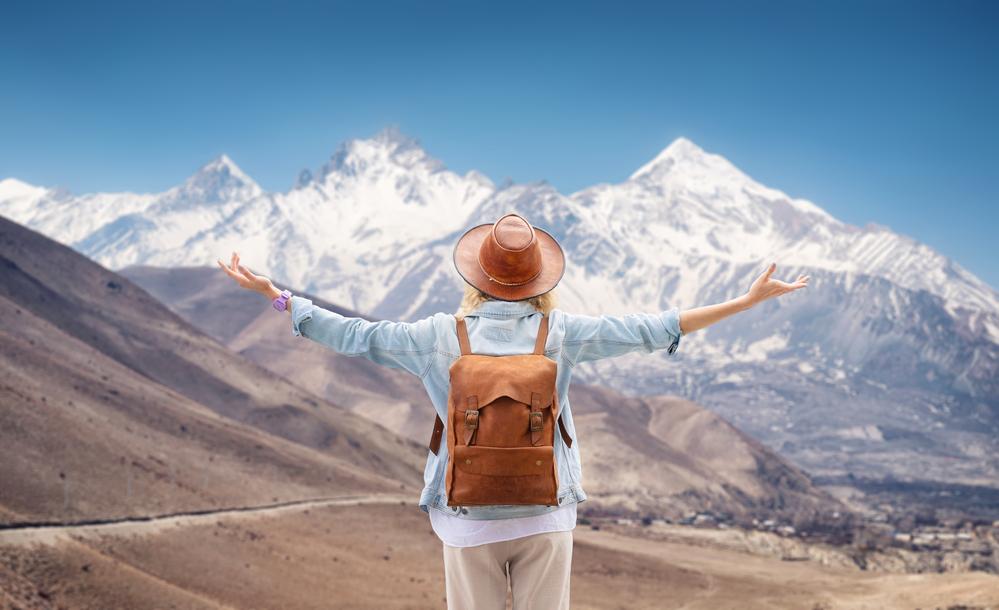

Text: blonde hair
xmin=455 ymin=282 xmax=558 ymax=319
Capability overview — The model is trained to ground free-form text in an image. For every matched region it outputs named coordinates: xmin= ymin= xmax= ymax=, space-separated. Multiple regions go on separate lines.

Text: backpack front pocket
xmin=447 ymin=445 xmax=559 ymax=506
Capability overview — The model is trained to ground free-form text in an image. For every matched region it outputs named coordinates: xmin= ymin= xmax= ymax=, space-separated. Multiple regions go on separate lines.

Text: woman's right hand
xmin=217 ymin=251 xmax=275 ymax=296
xmin=744 ymin=262 xmax=808 ymax=307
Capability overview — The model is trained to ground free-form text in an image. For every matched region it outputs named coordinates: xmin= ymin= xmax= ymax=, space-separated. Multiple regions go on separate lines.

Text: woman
xmin=217 ymin=212 xmax=808 ymax=609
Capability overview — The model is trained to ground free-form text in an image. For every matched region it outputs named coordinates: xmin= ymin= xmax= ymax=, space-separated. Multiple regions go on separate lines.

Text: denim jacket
xmin=289 ymin=295 xmax=683 ymax=520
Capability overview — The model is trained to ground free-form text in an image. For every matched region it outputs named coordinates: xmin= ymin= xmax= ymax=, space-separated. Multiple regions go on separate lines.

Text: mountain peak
xmin=169 ymin=154 xmax=262 ymax=203
xmin=628 ymin=136 xmax=718 ymax=181
xmin=0 ymin=177 xmax=46 ymax=198
xmin=197 ymin=154 xmax=246 ymax=178
xmin=0 ymin=178 xmax=50 ymax=209
xmin=628 ymin=136 xmax=751 ymax=182
xmin=662 ymin=136 xmax=705 ymax=157
xmin=371 ymin=125 xmax=420 ymax=148
xmin=318 ymin=128 xmax=443 ymax=181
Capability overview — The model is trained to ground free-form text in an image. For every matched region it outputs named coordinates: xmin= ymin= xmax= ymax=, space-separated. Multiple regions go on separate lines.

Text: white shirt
xmin=429 ymin=502 xmax=577 ymax=548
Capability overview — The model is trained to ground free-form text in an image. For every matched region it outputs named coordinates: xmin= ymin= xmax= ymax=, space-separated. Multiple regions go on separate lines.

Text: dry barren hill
xmin=120 ymin=264 xmax=434 ymax=438
xmin=568 ymin=385 xmax=834 ymax=524
xmin=122 ymin=264 xmax=841 ymax=525
xmin=2 ymin=501 xmax=996 ymax=610
xmin=120 ymin=264 xmax=433 ymax=435
xmin=0 ymin=215 xmax=424 ymax=525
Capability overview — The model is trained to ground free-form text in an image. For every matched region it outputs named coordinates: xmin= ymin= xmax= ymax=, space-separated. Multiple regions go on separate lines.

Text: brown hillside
xmin=0 ymin=215 xmax=424 ymax=524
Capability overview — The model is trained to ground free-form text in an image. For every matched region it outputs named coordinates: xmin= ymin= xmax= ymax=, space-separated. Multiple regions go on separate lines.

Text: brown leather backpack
xmin=428 ymin=312 xmax=573 ymax=507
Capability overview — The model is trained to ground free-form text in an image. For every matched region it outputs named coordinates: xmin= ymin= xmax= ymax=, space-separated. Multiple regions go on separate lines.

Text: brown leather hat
xmin=453 ymin=212 xmax=566 ymax=301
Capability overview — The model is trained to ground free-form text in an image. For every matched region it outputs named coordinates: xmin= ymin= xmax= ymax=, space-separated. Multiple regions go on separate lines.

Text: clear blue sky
xmin=2 ymin=0 xmax=996 ymax=288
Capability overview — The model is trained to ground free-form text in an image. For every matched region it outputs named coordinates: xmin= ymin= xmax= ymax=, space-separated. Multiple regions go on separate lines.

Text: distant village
xmin=579 ymin=505 xmax=999 ymax=575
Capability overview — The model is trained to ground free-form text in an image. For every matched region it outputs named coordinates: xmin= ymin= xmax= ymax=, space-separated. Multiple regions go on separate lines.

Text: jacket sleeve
xmin=560 ymin=307 xmax=683 ymax=366
xmin=289 ymin=295 xmax=438 ymax=378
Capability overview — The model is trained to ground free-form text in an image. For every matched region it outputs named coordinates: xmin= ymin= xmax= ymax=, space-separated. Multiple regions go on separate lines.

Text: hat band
xmin=476 ymin=250 xmax=544 ymax=286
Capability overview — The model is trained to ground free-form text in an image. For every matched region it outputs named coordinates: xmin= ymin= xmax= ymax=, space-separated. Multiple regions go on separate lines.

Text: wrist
xmin=269 ymin=286 xmax=293 ymax=312
xmin=736 ymin=293 xmax=756 ymax=311
xmin=262 ymin=283 xmax=281 ymax=300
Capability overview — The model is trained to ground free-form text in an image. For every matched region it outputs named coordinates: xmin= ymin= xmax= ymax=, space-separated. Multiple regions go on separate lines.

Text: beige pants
xmin=442 ymin=530 xmax=573 ymax=610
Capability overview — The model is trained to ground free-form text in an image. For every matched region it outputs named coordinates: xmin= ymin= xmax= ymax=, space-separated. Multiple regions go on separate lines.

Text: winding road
xmin=0 ymin=493 xmax=412 ymax=547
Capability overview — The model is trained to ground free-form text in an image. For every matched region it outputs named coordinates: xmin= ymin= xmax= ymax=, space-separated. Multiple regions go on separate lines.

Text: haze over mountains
xmin=2 ymin=128 xmax=996 ymax=488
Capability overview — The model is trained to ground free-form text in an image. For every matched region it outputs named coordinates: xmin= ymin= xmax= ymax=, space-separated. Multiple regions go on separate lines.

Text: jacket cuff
xmin=660 ymin=307 xmax=682 ymax=355
xmin=290 ymin=295 xmax=315 ymax=337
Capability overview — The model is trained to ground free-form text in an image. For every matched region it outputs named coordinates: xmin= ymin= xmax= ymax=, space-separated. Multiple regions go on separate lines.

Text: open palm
xmin=216 ymin=251 xmax=274 ymax=294
xmin=747 ymin=262 xmax=809 ymax=305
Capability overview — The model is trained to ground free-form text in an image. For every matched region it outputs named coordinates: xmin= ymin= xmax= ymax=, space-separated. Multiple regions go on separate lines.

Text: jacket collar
xmin=466 ymin=299 xmax=542 ymax=319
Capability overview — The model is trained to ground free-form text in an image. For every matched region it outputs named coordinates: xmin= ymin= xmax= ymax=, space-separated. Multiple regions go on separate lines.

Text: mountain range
xmin=118 ymin=264 xmax=838 ymax=525
xmin=0 ymin=214 xmax=834 ymax=528
xmin=2 ymin=127 xmax=996 ymax=486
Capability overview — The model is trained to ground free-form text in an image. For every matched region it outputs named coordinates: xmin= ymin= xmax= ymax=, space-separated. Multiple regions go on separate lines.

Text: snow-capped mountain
xmin=2 ymin=128 xmax=997 ymax=484
xmin=574 ymin=137 xmax=998 ymax=316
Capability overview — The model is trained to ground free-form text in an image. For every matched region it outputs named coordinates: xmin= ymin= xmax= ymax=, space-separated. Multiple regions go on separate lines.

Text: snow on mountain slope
xmin=0 ymin=154 xmax=259 ymax=270
xmin=2 ymin=128 xmax=997 ymax=485
xmin=0 ymin=179 xmax=49 ymax=217
xmin=157 ymin=153 xmax=263 ymax=207
xmin=0 ymin=130 xmax=494 ymax=314
xmin=574 ymin=137 xmax=999 ymax=316
xmin=2 ymin=130 xmax=993 ymax=320
xmin=171 ymin=129 xmax=496 ymax=314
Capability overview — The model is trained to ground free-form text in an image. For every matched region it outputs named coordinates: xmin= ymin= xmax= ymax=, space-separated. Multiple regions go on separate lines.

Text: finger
xmin=238 ymin=263 xmax=258 ymax=279
xmin=764 ymin=262 xmax=776 ymax=281
xmin=217 ymin=260 xmax=238 ymax=279
xmin=777 ymin=274 xmax=808 ymax=287
xmin=231 ymin=251 xmax=237 ymax=271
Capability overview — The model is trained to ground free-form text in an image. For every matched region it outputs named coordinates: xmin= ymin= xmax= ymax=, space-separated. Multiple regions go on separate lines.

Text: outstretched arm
xmin=561 ymin=307 xmax=684 ymax=365
xmin=217 ymin=251 xmax=437 ymax=377
xmin=678 ymin=262 xmax=809 ymax=334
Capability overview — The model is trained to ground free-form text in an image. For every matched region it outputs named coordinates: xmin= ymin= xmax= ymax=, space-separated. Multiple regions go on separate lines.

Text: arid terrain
xmin=0 ymin=217 xmax=425 ymax=527
xmin=2 ymin=216 xmax=998 ymax=608
xmin=3 ymin=500 xmax=997 ymax=610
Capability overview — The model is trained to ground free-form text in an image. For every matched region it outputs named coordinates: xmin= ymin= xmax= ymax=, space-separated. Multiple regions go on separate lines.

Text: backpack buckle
xmin=464 ymin=409 xmax=479 ymax=429
xmin=529 ymin=411 xmax=543 ymax=432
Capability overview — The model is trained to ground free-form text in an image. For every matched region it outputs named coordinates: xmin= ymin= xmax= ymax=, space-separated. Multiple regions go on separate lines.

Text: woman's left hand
xmin=216 ymin=251 xmax=276 ymax=296
xmin=744 ymin=262 xmax=809 ymax=307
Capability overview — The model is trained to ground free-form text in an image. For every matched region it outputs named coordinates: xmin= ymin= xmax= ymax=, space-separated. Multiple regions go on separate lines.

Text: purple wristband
xmin=272 ymin=289 xmax=292 ymax=311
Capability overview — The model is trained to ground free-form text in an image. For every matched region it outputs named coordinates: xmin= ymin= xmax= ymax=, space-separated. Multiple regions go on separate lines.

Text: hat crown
xmin=453 ymin=211 xmax=565 ymax=301
xmin=477 ymin=213 xmax=543 ymax=286
xmin=493 ymin=215 xmax=534 ymax=250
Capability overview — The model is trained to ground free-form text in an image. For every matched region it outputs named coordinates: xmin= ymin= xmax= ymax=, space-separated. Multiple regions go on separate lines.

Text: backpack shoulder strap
xmin=533 ymin=313 xmax=549 ymax=355
xmin=455 ymin=316 xmax=472 ymax=355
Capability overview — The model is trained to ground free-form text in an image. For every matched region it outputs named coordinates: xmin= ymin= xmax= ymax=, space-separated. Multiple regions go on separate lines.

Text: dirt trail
xmin=0 ymin=493 xmax=411 ymax=547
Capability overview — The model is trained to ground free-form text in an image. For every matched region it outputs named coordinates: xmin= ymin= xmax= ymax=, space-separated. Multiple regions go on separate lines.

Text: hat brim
xmin=453 ymin=223 xmax=566 ymax=301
